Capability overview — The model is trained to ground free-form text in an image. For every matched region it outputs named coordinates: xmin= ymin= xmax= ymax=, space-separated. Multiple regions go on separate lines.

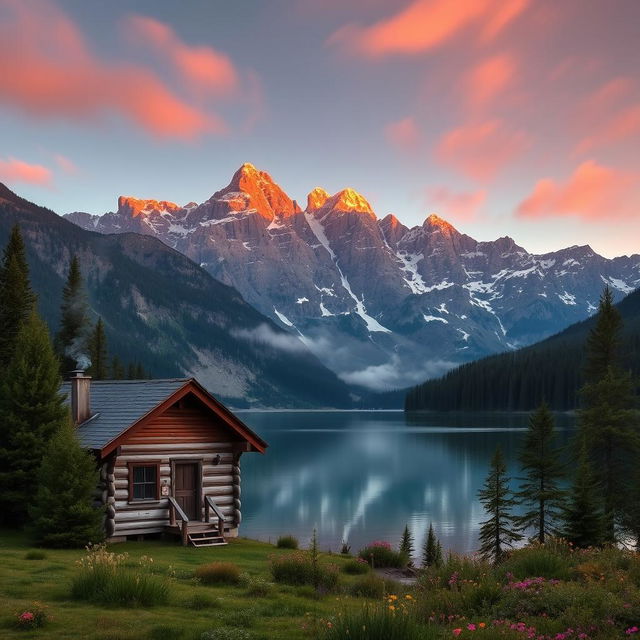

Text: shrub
xmin=358 ymin=541 xmax=406 ymax=568
xmin=501 ymin=545 xmax=572 ymax=580
xmin=342 ymin=558 xmax=370 ymax=575
xmin=184 ymin=592 xmax=219 ymax=610
xmin=349 ymin=573 xmax=386 ymax=599
xmin=276 ymin=535 xmax=299 ymax=549
xmin=24 ymin=550 xmax=47 ymax=560
xmin=271 ymin=552 xmax=339 ymax=590
xmin=14 ymin=603 xmax=49 ymax=629
xmin=201 ymin=629 xmax=253 ymax=640
xmin=241 ymin=574 xmax=274 ymax=597
xmin=320 ymin=601 xmax=434 ymax=640
xmin=195 ymin=562 xmax=241 ymax=586
xmin=71 ymin=544 xmax=169 ymax=607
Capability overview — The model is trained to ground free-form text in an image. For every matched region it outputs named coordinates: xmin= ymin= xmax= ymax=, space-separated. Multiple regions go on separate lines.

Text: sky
xmin=1 ymin=0 xmax=639 ymax=258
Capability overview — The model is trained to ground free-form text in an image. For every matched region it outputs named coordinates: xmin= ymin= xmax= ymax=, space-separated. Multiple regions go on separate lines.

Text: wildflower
xmin=626 ymin=628 xmax=639 ymax=635
xmin=468 ymin=623 xmax=476 ymax=631
xmin=479 ymin=623 xmax=486 ymax=628
xmin=453 ymin=630 xmax=462 ymax=637
xmin=20 ymin=612 xmax=34 ymax=621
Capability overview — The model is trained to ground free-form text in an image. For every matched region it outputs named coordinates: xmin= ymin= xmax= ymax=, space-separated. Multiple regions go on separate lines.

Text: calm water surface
xmin=237 ymin=411 xmax=575 ymax=555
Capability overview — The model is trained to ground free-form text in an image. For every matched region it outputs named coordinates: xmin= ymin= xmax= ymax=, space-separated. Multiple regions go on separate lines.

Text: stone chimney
xmin=70 ymin=369 xmax=92 ymax=425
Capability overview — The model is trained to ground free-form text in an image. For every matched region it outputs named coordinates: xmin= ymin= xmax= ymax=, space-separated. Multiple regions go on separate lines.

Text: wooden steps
xmin=188 ymin=529 xmax=227 ymax=548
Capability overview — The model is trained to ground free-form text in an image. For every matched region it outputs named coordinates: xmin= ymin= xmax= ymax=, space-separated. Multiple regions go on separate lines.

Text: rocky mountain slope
xmin=0 ymin=183 xmax=352 ymax=408
xmin=66 ymin=163 xmax=640 ymax=391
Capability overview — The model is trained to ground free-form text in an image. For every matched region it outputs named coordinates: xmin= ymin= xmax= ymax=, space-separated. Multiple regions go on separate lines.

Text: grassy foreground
xmin=2 ymin=531 xmax=640 ymax=639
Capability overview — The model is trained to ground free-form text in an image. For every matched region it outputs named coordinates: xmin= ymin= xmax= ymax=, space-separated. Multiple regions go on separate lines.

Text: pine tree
xmin=0 ymin=225 xmax=36 ymax=370
xmin=515 ymin=402 xmax=566 ymax=542
xmin=399 ymin=524 xmax=414 ymax=564
xmin=578 ymin=287 xmax=639 ymax=543
xmin=422 ymin=523 xmax=437 ymax=568
xmin=111 ymin=355 xmax=125 ymax=379
xmin=561 ymin=440 xmax=605 ymax=548
xmin=57 ymin=256 xmax=90 ymax=375
xmin=434 ymin=540 xmax=443 ymax=568
xmin=0 ymin=312 xmax=68 ymax=525
xmin=30 ymin=421 xmax=104 ymax=547
xmin=88 ymin=318 xmax=108 ymax=380
xmin=477 ymin=446 xmax=522 ymax=563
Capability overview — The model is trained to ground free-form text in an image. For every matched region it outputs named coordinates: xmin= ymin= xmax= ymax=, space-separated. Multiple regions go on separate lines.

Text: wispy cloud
xmin=0 ymin=156 xmax=53 ymax=187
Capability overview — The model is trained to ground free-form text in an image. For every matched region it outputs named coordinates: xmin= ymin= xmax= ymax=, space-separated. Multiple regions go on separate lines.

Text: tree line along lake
xmin=238 ymin=411 xmax=576 ymax=557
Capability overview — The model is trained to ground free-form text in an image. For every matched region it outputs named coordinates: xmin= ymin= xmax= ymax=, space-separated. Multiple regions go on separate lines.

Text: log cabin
xmin=61 ymin=371 xmax=267 ymax=547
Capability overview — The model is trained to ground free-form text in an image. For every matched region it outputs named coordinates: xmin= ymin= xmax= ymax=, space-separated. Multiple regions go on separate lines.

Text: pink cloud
xmin=465 ymin=53 xmax=517 ymax=110
xmin=0 ymin=0 xmax=226 ymax=139
xmin=435 ymin=119 xmax=530 ymax=181
xmin=0 ymin=157 xmax=53 ymax=187
xmin=427 ymin=186 xmax=486 ymax=222
xmin=123 ymin=15 xmax=238 ymax=96
xmin=54 ymin=153 xmax=78 ymax=174
xmin=328 ymin=0 xmax=530 ymax=57
xmin=516 ymin=160 xmax=640 ymax=221
xmin=385 ymin=117 xmax=420 ymax=152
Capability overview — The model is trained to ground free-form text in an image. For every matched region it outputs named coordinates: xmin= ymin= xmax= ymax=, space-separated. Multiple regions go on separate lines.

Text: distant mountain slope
xmin=405 ymin=288 xmax=640 ymax=412
xmin=0 ymin=183 xmax=352 ymax=408
xmin=65 ymin=162 xmax=640 ymax=391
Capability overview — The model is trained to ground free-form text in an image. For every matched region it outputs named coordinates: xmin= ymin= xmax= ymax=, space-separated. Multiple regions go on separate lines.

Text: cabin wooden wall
xmin=104 ymin=401 xmax=243 ymax=539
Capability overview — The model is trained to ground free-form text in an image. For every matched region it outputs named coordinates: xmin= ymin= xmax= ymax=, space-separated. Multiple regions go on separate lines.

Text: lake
xmin=237 ymin=411 xmax=576 ymax=557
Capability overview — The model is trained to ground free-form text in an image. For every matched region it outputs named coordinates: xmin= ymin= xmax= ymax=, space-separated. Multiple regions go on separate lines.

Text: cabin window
xmin=128 ymin=462 xmax=160 ymax=501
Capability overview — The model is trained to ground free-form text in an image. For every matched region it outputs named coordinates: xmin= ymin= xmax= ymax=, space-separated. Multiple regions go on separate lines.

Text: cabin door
xmin=174 ymin=462 xmax=200 ymax=520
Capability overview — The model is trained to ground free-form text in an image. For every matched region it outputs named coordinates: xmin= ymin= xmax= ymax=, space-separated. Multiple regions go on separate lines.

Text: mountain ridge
xmin=64 ymin=162 xmax=640 ymax=391
xmin=0 ymin=181 xmax=352 ymax=408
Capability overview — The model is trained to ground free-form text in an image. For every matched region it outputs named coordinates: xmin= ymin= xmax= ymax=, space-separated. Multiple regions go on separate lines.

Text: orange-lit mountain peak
xmin=424 ymin=212 xmax=457 ymax=232
xmin=117 ymin=195 xmax=181 ymax=218
xmin=384 ymin=213 xmax=401 ymax=228
xmin=306 ymin=187 xmax=330 ymax=212
xmin=217 ymin=162 xmax=299 ymax=219
xmin=324 ymin=187 xmax=375 ymax=217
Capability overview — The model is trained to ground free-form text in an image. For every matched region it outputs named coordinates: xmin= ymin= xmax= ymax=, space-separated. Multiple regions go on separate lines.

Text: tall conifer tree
xmin=578 ymin=287 xmax=639 ymax=542
xmin=0 ymin=225 xmax=36 ymax=370
xmin=88 ymin=318 xmax=108 ymax=380
xmin=477 ymin=447 xmax=522 ymax=563
xmin=399 ymin=524 xmax=414 ymax=564
xmin=57 ymin=256 xmax=90 ymax=375
xmin=515 ymin=402 xmax=566 ymax=542
xmin=422 ymin=523 xmax=438 ymax=568
xmin=0 ymin=312 xmax=68 ymax=525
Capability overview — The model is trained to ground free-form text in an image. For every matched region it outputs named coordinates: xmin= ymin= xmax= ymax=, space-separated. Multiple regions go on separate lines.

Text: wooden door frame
xmin=170 ymin=459 xmax=203 ymax=521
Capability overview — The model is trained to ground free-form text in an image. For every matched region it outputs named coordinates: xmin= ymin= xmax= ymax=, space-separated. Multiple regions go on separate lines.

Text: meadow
xmin=1 ymin=532 xmax=640 ymax=640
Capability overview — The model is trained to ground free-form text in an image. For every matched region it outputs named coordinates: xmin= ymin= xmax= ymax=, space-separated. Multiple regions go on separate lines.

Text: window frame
xmin=127 ymin=462 xmax=161 ymax=503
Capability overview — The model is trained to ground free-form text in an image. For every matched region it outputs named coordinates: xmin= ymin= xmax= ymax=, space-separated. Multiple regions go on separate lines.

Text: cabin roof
xmin=60 ymin=378 xmax=267 ymax=456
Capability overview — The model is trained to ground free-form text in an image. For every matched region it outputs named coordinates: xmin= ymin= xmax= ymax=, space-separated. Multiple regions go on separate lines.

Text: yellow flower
xmin=389 ymin=605 xmax=396 ymax=611
xmin=405 ymin=594 xmax=413 ymax=600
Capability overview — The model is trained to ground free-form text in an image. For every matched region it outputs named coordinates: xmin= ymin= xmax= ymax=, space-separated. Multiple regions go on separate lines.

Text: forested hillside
xmin=405 ymin=287 xmax=640 ymax=412
xmin=0 ymin=183 xmax=352 ymax=408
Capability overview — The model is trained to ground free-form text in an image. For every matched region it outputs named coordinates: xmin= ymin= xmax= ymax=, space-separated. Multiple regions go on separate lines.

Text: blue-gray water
xmin=237 ymin=411 xmax=575 ymax=555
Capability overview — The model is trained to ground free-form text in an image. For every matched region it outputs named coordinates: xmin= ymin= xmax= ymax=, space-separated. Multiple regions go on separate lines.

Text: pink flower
xmin=20 ymin=612 xmax=34 ymax=621
xmin=626 ymin=628 xmax=639 ymax=635
xmin=453 ymin=630 xmax=462 ymax=637
xmin=467 ymin=624 xmax=476 ymax=631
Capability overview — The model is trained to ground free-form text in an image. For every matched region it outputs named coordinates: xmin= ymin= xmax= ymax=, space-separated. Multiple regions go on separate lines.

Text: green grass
xmin=0 ymin=530 xmax=381 ymax=640
xmin=3 ymin=530 xmax=640 ymax=640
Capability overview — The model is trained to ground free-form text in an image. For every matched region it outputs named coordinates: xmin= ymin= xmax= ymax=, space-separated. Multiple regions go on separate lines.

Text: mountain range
xmin=0 ymin=183 xmax=351 ymax=408
xmin=66 ymin=163 xmax=640 ymax=391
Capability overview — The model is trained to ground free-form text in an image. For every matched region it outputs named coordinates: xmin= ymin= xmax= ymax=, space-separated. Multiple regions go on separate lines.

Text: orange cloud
xmin=0 ymin=0 xmax=225 ymax=139
xmin=385 ymin=117 xmax=420 ymax=152
xmin=435 ymin=119 xmax=530 ymax=181
xmin=124 ymin=15 xmax=238 ymax=95
xmin=0 ymin=157 xmax=53 ymax=187
xmin=329 ymin=0 xmax=529 ymax=57
xmin=577 ymin=103 xmax=640 ymax=154
xmin=427 ymin=186 xmax=486 ymax=222
xmin=517 ymin=160 xmax=640 ymax=221
xmin=465 ymin=53 xmax=517 ymax=110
